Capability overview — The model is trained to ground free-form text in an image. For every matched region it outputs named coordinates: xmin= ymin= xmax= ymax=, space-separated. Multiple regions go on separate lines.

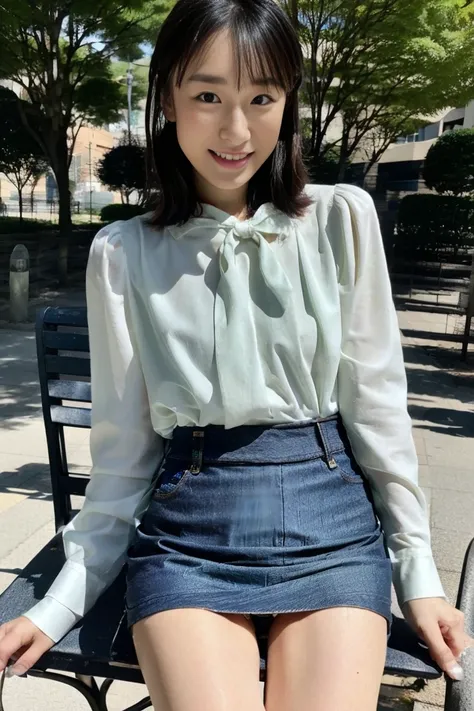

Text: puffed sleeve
xmin=331 ymin=184 xmax=446 ymax=608
xmin=21 ymin=222 xmax=165 ymax=642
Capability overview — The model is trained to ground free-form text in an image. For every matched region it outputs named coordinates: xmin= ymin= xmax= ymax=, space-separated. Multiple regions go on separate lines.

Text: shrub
xmin=396 ymin=194 xmax=474 ymax=259
xmin=0 ymin=217 xmax=57 ymax=234
xmin=423 ymin=129 xmax=474 ymax=196
xmin=96 ymin=140 xmax=146 ymax=205
xmin=303 ymin=141 xmax=340 ymax=185
xmin=100 ymin=203 xmax=148 ymax=223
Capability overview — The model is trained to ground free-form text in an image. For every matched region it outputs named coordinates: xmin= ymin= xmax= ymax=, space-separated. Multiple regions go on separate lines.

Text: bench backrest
xmin=36 ymin=306 xmax=91 ymax=531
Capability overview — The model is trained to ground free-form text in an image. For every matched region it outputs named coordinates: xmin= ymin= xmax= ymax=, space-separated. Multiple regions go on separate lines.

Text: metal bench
xmin=0 ymin=305 xmax=473 ymax=710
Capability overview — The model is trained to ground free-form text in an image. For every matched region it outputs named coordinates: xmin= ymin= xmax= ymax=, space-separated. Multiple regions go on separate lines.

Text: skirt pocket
xmin=331 ymin=449 xmax=366 ymax=484
xmin=152 ymin=456 xmax=194 ymax=501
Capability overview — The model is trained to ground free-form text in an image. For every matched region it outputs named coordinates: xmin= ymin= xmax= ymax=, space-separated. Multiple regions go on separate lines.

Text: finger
xmin=421 ymin=621 xmax=464 ymax=680
xmin=0 ymin=633 xmax=26 ymax=672
xmin=8 ymin=644 xmax=29 ymax=664
xmin=6 ymin=638 xmax=51 ymax=677
xmin=440 ymin=619 xmax=467 ymax=659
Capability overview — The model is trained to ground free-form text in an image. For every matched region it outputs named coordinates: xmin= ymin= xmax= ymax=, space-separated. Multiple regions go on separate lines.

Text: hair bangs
xmin=170 ymin=4 xmax=300 ymax=95
xmin=230 ymin=20 xmax=299 ymax=95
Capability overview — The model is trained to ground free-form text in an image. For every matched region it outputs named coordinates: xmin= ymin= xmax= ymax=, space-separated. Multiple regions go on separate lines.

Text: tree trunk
xmin=290 ymin=0 xmax=298 ymax=29
xmin=337 ymin=130 xmax=351 ymax=182
xmin=337 ymin=155 xmax=349 ymax=182
xmin=18 ymin=187 xmax=23 ymax=222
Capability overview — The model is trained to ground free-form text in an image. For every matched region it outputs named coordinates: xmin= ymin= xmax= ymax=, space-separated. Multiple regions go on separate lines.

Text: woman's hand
xmin=402 ymin=597 xmax=474 ymax=681
xmin=0 ymin=617 xmax=55 ymax=678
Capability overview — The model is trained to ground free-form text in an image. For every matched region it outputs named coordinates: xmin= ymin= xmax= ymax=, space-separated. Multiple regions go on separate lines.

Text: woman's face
xmin=163 ymin=30 xmax=287 ymax=213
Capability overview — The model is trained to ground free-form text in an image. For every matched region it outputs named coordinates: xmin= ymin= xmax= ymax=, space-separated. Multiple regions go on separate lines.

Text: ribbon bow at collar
xmin=169 ymin=203 xmax=294 ymax=310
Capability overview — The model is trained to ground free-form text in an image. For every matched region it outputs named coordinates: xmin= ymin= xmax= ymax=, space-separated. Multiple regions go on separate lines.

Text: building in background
xmin=69 ymin=125 xmax=117 ymax=211
xmin=353 ymin=102 xmax=474 ymax=195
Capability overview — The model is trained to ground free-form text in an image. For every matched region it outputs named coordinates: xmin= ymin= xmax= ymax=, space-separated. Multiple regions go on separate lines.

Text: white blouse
xmin=23 ymin=183 xmax=446 ymax=643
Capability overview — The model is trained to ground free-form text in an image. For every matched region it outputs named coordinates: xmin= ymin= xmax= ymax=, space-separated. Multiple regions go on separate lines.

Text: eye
xmin=195 ymin=92 xmax=275 ymax=106
xmin=196 ymin=92 xmax=220 ymax=103
xmin=252 ymin=95 xmax=275 ymax=106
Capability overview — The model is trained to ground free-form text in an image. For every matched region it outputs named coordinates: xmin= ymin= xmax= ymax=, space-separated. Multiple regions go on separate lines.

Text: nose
xmin=219 ymin=106 xmax=251 ymax=146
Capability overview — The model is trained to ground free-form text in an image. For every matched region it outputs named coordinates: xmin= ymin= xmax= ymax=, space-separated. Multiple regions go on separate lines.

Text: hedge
xmin=0 ymin=218 xmax=59 ymax=234
xmin=100 ymin=203 xmax=148 ymax=223
xmin=396 ymin=194 xmax=474 ymax=259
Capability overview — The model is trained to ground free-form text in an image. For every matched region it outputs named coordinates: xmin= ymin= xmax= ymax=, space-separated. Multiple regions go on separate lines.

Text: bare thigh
xmin=264 ymin=607 xmax=388 ymax=711
xmin=131 ymin=608 xmax=265 ymax=711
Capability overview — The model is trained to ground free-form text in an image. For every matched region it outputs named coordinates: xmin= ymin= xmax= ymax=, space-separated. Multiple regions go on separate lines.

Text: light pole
xmin=126 ymin=61 xmax=134 ymax=144
xmin=89 ymin=141 xmax=92 ymax=223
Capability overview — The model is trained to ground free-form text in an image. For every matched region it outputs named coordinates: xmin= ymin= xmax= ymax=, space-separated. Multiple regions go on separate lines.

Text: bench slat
xmin=42 ymin=307 xmax=88 ymax=327
xmin=50 ymin=405 xmax=92 ymax=427
xmin=44 ymin=331 xmax=90 ymax=352
xmin=48 ymin=380 xmax=91 ymax=402
xmin=45 ymin=355 xmax=91 ymax=377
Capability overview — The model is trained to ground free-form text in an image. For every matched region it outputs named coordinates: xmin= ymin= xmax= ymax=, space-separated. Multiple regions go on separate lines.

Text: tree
xmin=423 ymin=129 xmax=474 ymax=196
xmin=96 ymin=136 xmax=147 ymax=205
xmin=0 ymin=88 xmax=49 ymax=221
xmin=281 ymin=0 xmax=474 ymax=180
xmin=0 ymin=0 xmax=173 ymax=281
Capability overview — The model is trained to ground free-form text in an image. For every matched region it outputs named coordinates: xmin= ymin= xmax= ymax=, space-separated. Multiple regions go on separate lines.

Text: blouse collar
xmin=167 ymin=201 xmax=291 ymax=242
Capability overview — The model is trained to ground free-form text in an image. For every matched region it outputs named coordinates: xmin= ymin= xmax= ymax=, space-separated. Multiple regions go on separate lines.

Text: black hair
xmin=145 ymin=0 xmax=312 ymax=227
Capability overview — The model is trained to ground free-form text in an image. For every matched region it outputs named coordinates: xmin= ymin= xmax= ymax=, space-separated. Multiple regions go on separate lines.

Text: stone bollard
xmin=9 ymin=244 xmax=30 ymax=323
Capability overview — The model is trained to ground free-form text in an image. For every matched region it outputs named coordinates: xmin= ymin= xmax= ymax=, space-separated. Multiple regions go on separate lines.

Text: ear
xmin=161 ymin=92 xmax=176 ymax=123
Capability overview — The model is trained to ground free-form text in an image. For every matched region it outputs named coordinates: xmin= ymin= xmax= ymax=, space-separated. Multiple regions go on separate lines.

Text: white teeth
xmin=214 ymin=152 xmax=248 ymax=161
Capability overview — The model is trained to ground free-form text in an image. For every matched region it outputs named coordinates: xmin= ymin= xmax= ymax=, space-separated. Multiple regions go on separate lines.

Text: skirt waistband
xmin=167 ymin=414 xmax=349 ymax=467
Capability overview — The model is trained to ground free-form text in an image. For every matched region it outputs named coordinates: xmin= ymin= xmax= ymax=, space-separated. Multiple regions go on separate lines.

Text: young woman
xmin=1 ymin=0 xmax=472 ymax=709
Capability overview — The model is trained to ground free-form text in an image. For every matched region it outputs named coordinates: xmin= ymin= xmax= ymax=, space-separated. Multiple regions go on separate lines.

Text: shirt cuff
xmin=392 ymin=552 xmax=447 ymax=607
xmin=21 ymin=596 xmax=82 ymax=644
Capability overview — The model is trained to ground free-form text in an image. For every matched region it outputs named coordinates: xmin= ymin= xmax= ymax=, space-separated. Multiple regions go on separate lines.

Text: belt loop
xmin=189 ymin=429 xmax=205 ymax=475
xmin=316 ymin=420 xmax=337 ymax=470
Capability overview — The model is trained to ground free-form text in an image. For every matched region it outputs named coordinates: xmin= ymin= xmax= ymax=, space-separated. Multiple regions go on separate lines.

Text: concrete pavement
xmin=0 ymin=293 xmax=473 ymax=710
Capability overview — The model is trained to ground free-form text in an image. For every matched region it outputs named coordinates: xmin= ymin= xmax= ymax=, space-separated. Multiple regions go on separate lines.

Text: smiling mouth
xmin=210 ymin=150 xmax=253 ymax=161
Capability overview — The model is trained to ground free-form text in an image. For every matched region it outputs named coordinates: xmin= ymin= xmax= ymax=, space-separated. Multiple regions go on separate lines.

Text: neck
xmin=195 ymin=176 xmax=249 ymax=220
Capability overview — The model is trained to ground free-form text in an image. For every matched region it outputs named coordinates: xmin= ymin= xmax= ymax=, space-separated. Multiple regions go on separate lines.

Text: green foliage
xmin=423 ymin=129 xmax=474 ymax=196
xmin=0 ymin=217 xmax=106 ymax=233
xmin=0 ymin=0 xmax=174 ymax=276
xmin=397 ymin=194 xmax=474 ymax=259
xmin=0 ymin=218 xmax=59 ymax=234
xmin=96 ymin=137 xmax=147 ymax=204
xmin=100 ymin=203 xmax=148 ymax=223
xmin=281 ymin=0 xmax=474 ymax=178
xmin=303 ymin=143 xmax=340 ymax=185
xmin=74 ymin=75 xmax=127 ymax=127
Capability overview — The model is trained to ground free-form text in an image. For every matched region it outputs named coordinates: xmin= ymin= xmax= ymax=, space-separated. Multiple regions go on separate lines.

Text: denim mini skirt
xmin=125 ymin=414 xmax=393 ymax=636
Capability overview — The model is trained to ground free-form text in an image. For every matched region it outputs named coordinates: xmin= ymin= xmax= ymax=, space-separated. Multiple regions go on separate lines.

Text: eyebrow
xmin=187 ymin=73 xmax=283 ymax=89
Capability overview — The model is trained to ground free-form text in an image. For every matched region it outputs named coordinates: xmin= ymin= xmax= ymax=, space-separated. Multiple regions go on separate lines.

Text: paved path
xmin=0 ymin=295 xmax=473 ymax=709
